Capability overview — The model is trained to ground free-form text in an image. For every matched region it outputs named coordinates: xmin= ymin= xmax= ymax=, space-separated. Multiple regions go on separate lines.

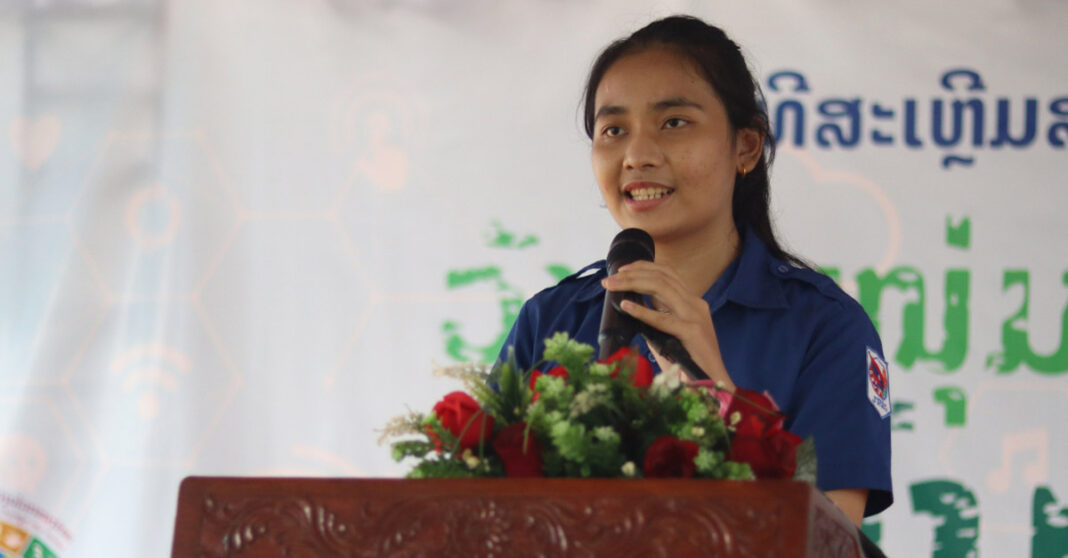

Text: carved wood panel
xmin=172 ymin=478 xmax=860 ymax=558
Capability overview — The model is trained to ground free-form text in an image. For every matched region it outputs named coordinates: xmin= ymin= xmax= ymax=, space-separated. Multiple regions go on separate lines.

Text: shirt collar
xmin=573 ymin=261 xmax=608 ymax=302
xmin=725 ymin=227 xmax=790 ymax=310
xmin=571 ymin=227 xmax=789 ymax=310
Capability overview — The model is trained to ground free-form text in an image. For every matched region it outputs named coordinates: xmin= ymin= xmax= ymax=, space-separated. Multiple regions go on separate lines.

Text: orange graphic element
xmin=0 ymin=521 xmax=30 ymax=553
xmin=9 ymin=115 xmax=61 ymax=170
xmin=332 ymin=85 xmax=424 ymax=196
xmin=123 ymin=184 xmax=183 ymax=251
xmin=0 ymin=434 xmax=49 ymax=495
xmin=986 ymin=429 xmax=1049 ymax=494
xmin=109 ymin=344 xmax=193 ymax=419
xmin=780 ymin=146 xmax=902 ymax=275
xmin=355 ymin=111 xmax=408 ymax=192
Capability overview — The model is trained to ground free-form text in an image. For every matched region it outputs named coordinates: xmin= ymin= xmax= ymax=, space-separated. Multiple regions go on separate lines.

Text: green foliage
xmin=550 ymin=420 xmax=588 ymax=461
xmin=694 ymin=448 xmax=723 ymax=474
xmin=421 ymin=414 xmax=454 ymax=450
xmin=392 ymin=440 xmax=434 ymax=462
xmin=693 ymin=448 xmax=754 ymax=479
xmin=536 ymin=375 xmax=574 ymax=405
xmin=542 ymin=332 xmax=595 ymax=375
xmin=478 ymin=352 xmax=530 ymax=424
xmin=409 ymin=458 xmax=483 ymax=479
xmin=793 ymin=437 xmax=819 ymax=485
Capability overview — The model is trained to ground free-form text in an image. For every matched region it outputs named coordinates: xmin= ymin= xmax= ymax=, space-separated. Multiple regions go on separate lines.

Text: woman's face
xmin=591 ymin=47 xmax=761 ymax=246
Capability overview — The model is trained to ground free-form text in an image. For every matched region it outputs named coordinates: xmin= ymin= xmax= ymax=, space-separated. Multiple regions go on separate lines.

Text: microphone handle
xmin=640 ymin=327 xmax=711 ymax=381
xmin=601 ymin=293 xmax=711 ymax=381
xmin=597 ymin=290 xmax=643 ymax=360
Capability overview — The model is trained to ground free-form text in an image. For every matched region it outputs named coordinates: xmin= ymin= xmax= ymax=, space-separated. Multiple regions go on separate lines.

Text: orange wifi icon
xmin=109 ymin=344 xmax=192 ymax=420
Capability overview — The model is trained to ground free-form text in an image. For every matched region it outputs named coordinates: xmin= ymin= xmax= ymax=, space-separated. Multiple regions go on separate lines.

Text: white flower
xmin=621 ymin=462 xmax=637 ymax=477
xmin=462 ymin=449 xmax=480 ymax=469
xmin=651 ymin=365 xmax=684 ymax=397
xmin=691 ymin=426 xmax=706 ymax=437
xmin=652 ymin=368 xmax=680 ymax=389
xmin=570 ymin=392 xmax=595 ymax=418
xmin=431 ymin=361 xmax=491 ymax=378
xmin=570 ymin=385 xmax=610 ymax=418
xmin=730 ymin=411 xmax=742 ymax=426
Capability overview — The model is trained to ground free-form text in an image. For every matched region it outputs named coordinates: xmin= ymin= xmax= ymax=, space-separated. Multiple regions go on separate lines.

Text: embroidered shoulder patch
xmin=866 ymin=347 xmax=891 ymax=419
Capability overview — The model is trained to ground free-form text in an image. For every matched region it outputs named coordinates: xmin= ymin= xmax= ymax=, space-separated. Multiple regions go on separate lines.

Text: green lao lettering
xmin=836 ymin=215 xmax=1068 ymax=377
xmin=988 ymin=270 xmax=1068 ymax=374
xmin=856 ymin=266 xmax=969 ymax=372
xmin=442 ymin=223 xmax=574 ymax=364
xmin=837 ymin=264 xmax=1068 ymax=375
xmin=1033 ymin=486 xmax=1068 ymax=558
xmin=911 ymin=479 xmax=980 ymax=558
xmin=442 ymin=266 xmax=523 ymax=364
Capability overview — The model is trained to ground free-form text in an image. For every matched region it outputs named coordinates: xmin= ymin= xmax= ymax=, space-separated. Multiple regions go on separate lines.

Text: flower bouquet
xmin=384 ymin=333 xmax=815 ymax=483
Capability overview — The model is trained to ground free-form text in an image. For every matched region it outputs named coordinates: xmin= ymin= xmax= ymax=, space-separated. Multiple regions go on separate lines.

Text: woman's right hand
xmin=602 ymin=260 xmax=736 ymax=391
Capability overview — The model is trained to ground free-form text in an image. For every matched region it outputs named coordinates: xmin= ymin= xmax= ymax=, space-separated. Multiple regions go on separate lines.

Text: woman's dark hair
xmin=582 ymin=15 xmax=804 ymax=267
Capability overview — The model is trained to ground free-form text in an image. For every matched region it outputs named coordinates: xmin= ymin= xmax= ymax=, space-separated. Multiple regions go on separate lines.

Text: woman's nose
xmin=623 ymin=130 xmax=664 ymax=170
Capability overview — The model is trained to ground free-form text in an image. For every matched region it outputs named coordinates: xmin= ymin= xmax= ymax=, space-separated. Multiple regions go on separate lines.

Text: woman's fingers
xmin=620 ymin=295 xmax=711 ymax=338
xmin=602 ymin=260 xmax=714 ymax=338
xmin=603 ymin=261 xmax=734 ymax=389
xmin=604 ymin=270 xmax=705 ymax=321
xmin=619 ymin=298 xmax=674 ymax=328
xmin=602 ymin=265 xmax=686 ymax=305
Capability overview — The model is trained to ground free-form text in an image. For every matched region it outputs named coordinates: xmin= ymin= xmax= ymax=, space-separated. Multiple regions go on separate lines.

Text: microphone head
xmin=606 ymin=228 xmax=654 ymax=275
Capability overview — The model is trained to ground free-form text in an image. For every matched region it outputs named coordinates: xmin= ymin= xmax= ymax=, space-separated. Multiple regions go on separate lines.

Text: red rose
xmin=529 ymin=366 xmax=569 ymax=401
xmin=492 ymin=422 xmax=543 ymax=477
xmin=728 ymin=414 xmax=802 ymax=479
xmin=643 ymin=436 xmax=700 ymax=478
xmin=429 ymin=391 xmax=494 ymax=452
xmin=725 ymin=387 xmax=785 ymax=430
xmin=602 ymin=347 xmax=654 ymax=387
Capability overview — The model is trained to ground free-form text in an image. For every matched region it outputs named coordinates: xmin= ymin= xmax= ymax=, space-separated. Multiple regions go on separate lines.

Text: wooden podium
xmin=171 ymin=477 xmax=862 ymax=557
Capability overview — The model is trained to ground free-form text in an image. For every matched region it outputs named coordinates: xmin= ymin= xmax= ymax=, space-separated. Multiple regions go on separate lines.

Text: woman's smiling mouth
xmin=627 ymin=186 xmax=673 ymax=201
xmin=623 ymin=182 xmax=675 ymax=209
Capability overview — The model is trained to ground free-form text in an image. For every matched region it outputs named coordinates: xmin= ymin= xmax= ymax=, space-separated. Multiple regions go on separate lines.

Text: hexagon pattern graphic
xmin=64 ymin=301 xmax=238 ymax=467
xmin=70 ymin=133 xmax=238 ymax=300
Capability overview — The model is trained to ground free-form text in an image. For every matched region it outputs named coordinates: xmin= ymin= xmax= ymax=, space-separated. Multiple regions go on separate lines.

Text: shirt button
xmin=778 ymin=265 xmax=790 ymax=274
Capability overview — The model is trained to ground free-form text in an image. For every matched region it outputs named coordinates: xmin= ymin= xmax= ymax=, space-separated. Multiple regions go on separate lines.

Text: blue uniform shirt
xmin=499 ymin=228 xmax=893 ymax=516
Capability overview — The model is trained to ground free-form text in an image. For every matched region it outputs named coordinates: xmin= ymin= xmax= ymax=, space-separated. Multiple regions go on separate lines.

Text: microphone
xmin=597 ymin=228 xmax=654 ymax=360
xmin=596 ymin=228 xmax=711 ymax=380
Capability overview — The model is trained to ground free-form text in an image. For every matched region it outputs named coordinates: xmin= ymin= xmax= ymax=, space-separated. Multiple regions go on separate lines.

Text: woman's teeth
xmin=628 ymin=187 xmax=671 ymax=201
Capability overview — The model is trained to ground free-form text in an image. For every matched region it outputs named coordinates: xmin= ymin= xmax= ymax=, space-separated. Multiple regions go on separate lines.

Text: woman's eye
xmin=664 ymin=118 xmax=688 ymax=129
xmin=602 ymin=126 xmax=623 ymax=137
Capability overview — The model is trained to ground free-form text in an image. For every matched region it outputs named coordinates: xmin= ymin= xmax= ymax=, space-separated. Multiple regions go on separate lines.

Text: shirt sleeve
xmin=786 ymin=300 xmax=894 ymax=517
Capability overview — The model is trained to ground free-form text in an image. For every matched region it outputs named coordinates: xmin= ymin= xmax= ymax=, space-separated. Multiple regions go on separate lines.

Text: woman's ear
xmin=735 ymin=127 xmax=764 ymax=174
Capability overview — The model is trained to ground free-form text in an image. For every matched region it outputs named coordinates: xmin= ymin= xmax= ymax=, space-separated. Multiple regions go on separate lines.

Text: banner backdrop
xmin=1 ymin=1 xmax=1066 ymax=556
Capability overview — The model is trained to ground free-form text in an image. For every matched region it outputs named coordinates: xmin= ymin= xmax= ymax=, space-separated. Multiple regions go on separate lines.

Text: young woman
xmin=499 ymin=15 xmax=891 ymax=526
